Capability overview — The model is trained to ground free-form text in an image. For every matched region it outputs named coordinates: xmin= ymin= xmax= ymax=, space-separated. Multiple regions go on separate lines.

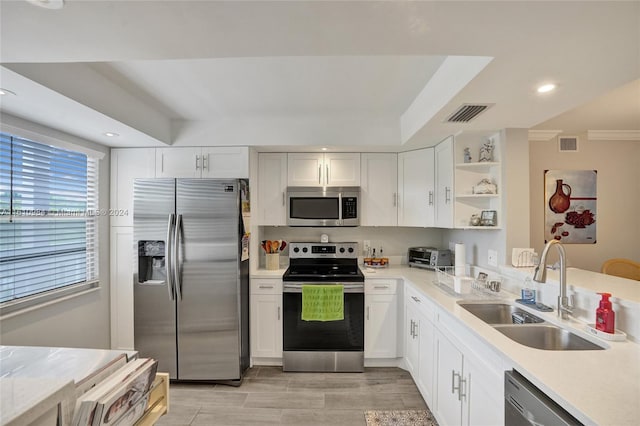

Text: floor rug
xmin=364 ymin=409 xmax=439 ymax=426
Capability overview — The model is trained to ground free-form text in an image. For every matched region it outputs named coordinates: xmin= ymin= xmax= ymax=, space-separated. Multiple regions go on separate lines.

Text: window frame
xmin=0 ymin=132 xmax=101 ymax=317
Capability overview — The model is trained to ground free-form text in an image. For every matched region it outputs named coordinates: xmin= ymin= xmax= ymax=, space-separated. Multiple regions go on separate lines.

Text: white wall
xmin=260 ymin=226 xmax=444 ymax=268
xmin=0 ymin=118 xmax=111 ymax=349
xmin=529 ymin=136 xmax=640 ymax=272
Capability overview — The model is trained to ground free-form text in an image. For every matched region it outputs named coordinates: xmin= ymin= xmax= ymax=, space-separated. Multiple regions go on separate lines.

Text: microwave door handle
xmin=338 ymin=192 xmax=343 ymax=225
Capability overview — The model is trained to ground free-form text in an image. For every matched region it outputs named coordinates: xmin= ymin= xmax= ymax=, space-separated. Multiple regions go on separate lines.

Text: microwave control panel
xmin=342 ymin=197 xmax=358 ymax=219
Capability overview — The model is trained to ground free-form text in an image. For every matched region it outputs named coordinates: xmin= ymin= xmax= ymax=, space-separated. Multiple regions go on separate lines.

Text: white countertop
xmin=0 ymin=346 xmax=135 ymax=426
xmin=1 ymin=377 xmax=75 ymax=426
xmin=250 ymin=268 xmax=288 ymax=278
xmin=251 ymin=264 xmax=640 ymax=424
xmin=364 ymin=266 xmax=640 ymax=426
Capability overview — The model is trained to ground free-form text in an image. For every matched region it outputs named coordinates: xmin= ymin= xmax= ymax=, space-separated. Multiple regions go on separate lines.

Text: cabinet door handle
xmin=366 ymin=306 xmax=370 ymax=320
xmin=195 ymin=155 xmax=201 ymax=170
xmin=458 ymin=376 xmax=467 ymax=401
xmin=203 ymin=153 xmax=209 ymax=170
xmin=410 ymin=320 xmax=414 ymax=336
xmin=326 ymin=165 xmax=330 ymax=185
xmin=411 ymin=296 xmax=420 ymax=303
xmin=428 ymin=190 xmax=434 ymax=206
xmin=445 ymin=187 xmax=451 ymax=203
xmin=282 ymin=192 xmax=285 ymax=206
xmin=259 ymin=285 xmax=274 ymax=289
xmin=277 ymin=306 xmax=281 ymax=320
xmin=413 ymin=322 xmax=418 ymax=338
xmin=374 ymin=285 xmax=389 ymax=289
xmin=393 ymin=192 xmax=397 ymax=207
xmin=318 ymin=165 xmax=322 ymax=184
xmin=452 ymin=371 xmax=464 ymax=398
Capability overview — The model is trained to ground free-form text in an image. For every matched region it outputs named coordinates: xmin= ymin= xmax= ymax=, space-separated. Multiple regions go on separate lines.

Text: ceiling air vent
xmin=558 ymin=136 xmax=579 ymax=152
xmin=445 ymin=104 xmax=493 ymax=123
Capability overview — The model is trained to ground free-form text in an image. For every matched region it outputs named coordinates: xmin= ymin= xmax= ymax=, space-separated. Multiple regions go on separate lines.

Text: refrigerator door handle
xmin=174 ymin=214 xmax=184 ymax=300
xmin=166 ymin=213 xmax=176 ymax=301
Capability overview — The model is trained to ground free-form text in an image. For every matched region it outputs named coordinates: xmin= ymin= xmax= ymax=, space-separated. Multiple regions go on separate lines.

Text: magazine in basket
xmin=73 ymin=358 xmax=158 ymax=426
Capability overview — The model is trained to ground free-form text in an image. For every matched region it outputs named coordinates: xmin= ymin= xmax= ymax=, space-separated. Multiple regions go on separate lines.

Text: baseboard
xmin=250 ymin=357 xmax=283 ymax=366
xmin=364 ymin=358 xmax=403 ymax=368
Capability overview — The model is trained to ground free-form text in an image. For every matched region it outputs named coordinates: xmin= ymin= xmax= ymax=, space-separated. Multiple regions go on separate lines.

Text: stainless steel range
xmin=282 ymin=242 xmax=364 ymax=372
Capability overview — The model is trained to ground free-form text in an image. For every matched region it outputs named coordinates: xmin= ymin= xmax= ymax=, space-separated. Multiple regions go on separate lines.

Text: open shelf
xmin=455 ymin=161 xmax=500 ymax=171
xmin=453 ymin=131 xmax=502 ymax=229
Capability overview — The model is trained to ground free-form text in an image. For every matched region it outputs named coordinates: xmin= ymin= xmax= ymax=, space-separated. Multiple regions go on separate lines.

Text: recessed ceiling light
xmin=25 ymin=0 xmax=65 ymax=10
xmin=537 ymin=84 xmax=556 ymax=93
xmin=104 ymin=132 xmax=119 ymax=137
xmin=0 ymin=88 xmax=17 ymax=96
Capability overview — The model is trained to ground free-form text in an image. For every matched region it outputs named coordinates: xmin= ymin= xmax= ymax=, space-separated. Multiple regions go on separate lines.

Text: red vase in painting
xmin=549 ymin=179 xmax=572 ymax=213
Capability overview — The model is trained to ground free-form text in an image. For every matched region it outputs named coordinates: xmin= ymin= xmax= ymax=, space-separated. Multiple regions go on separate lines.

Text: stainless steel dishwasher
xmin=505 ymin=370 xmax=583 ymax=426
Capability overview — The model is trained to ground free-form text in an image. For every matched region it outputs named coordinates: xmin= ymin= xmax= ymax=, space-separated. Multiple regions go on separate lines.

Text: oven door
xmin=282 ymin=282 xmax=364 ymax=352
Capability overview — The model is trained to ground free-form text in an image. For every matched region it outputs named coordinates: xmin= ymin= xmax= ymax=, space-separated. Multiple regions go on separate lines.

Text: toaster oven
xmin=408 ymin=247 xmax=452 ymax=269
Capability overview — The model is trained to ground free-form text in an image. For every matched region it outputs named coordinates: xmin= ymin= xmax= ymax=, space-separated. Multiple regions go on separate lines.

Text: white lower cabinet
xmin=365 ymin=280 xmax=398 ymax=359
xmin=434 ymin=330 xmax=465 ymax=425
xmin=405 ymin=286 xmax=436 ymax=407
xmin=250 ymin=279 xmax=283 ymax=361
xmin=463 ymin=354 xmax=504 ymax=426
xmin=404 ymin=282 xmax=504 ymax=426
xmin=417 ymin=311 xmax=436 ymax=408
xmin=434 ymin=328 xmax=503 ymax=426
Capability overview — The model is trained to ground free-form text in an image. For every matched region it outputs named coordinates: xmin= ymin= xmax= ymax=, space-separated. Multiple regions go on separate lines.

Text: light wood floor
xmin=155 ymin=366 xmax=427 ymax=425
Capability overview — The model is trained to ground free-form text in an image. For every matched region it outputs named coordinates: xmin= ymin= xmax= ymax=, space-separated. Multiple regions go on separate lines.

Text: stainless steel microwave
xmin=286 ymin=187 xmax=360 ymax=227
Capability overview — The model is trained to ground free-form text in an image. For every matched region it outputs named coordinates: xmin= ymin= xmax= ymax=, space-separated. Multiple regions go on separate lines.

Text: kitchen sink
xmin=457 ymin=302 xmax=605 ymax=351
xmin=458 ymin=303 xmax=545 ymax=325
xmin=493 ymin=324 xmax=605 ymax=351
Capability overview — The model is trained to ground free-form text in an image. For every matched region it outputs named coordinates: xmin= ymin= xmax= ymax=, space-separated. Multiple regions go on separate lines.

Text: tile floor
xmin=156 ymin=367 xmax=427 ymax=425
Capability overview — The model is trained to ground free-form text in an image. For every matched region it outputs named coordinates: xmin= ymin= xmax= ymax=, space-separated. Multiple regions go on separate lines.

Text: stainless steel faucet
xmin=532 ymin=240 xmax=573 ymax=319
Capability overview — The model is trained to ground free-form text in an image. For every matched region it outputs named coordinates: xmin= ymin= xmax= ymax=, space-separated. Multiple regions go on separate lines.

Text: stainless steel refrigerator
xmin=133 ymin=178 xmax=249 ymax=381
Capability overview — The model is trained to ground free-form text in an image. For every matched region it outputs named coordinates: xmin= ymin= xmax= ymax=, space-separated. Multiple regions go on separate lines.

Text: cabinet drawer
xmin=251 ymin=279 xmax=283 ymax=295
xmin=405 ymin=282 xmax=436 ymax=321
xmin=365 ymin=279 xmax=397 ymax=294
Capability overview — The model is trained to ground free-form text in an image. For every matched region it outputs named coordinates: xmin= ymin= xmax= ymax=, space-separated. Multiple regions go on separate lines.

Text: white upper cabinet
xmin=361 ymin=153 xmax=398 ymax=226
xmin=202 ymin=147 xmax=249 ymax=178
xmin=156 ymin=147 xmax=248 ymax=178
xmin=287 ymin=153 xmax=360 ymax=187
xmin=435 ymin=137 xmax=454 ymax=228
xmin=324 ymin=153 xmax=361 ymax=186
xmin=397 ymin=148 xmax=435 ymax=227
xmin=110 ymin=148 xmax=156 ymax=227
xmin=287 ymin=153 xmax=324 ymax=186
xmin=156 ymin=147 xmax=201 ymax=178
xmin=258 ymin=153 xmax=287 ymax=226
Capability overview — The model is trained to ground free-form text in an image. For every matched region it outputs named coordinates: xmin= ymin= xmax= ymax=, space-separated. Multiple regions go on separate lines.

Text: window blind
xmin=0 ymin=132 xmax=99 ymax=304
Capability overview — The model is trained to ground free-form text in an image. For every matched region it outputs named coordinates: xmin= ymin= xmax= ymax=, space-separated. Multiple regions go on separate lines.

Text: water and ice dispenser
xmin=138 ymin=240 xmax=166 ymax=283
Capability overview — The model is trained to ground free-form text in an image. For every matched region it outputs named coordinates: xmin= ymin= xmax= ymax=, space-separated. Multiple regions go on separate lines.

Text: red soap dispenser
xmin=596 ymin=293 xmax=615 ymax=333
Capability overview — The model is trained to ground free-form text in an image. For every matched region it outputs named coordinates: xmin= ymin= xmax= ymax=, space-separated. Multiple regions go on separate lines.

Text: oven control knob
xmin=293 ymin=247 xmax=300 ymax=253
xmin=302 ymin=247 xmax=308 ymax=253
xmin=348 ymin=247 xmax=354 ymax=253
xmin=339 ymin=247 xmax=345 ymax=253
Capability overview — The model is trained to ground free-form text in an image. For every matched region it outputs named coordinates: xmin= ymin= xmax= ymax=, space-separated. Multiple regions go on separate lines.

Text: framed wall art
xmin=544 ymin=169 xmax=597 ymax=244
